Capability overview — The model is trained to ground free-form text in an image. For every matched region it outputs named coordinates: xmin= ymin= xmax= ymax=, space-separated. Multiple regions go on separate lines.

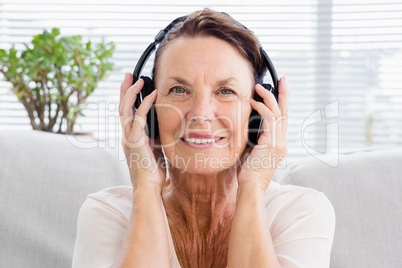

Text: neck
xmin=162 ymin=165 xmax=238 ymax=236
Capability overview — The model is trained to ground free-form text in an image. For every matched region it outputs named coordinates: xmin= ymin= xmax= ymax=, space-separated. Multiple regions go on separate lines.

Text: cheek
xmin=155 ymin=101 xmax=185 ymax=144
xmin=219 ymin=101 xmax=251 ymax=146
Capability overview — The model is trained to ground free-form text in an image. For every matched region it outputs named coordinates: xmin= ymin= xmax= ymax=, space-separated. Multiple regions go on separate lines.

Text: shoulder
xmin=264 ymin=181 xmax=336 ymax=239
xmin=79 ymin=185 xmax=134 ymax=224
xmin=264 ymin=181 xmax=334 ymax=215
xmin=73 ymin=185 xmax=134 ymax=267
xmin=264 ymin=182 xmax=336 ymax=266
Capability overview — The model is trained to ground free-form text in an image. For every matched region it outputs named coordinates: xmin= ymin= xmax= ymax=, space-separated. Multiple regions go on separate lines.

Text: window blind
xmin=1 ymin=0 xmax=401 ymax=164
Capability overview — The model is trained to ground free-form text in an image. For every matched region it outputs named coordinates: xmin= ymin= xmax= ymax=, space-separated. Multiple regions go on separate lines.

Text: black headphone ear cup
xmin=133 ymin=76 xmax=154 ymax=109
xmin=247 ymin=83 xmax=273 ymax=147
xmin=139 ymin=76 xmax=155 ymax=100
xmin=262 ymin=83 xmax=272 ymax=92
xmin=133 ymin=76 xmax=159 ymax=139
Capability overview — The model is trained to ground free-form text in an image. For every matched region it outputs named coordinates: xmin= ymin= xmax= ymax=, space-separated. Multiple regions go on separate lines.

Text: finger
xmin=120 ymin=78 xmax=144 ymax=118
xmin=120 ymin=79 xmax=144 ymax=138
xmin=120 ymin=73 xmax=134 ymax=105
xmin=250 ymin=98 xmax=275 ymax=133
xmin=250 ymin=98 xmax=281 ymax=147
xmin=130 ymin=89 xmax=157 ymax=139
xmin=278 ymin=76 xmax=290 ymax=118
xmin=250 ymin=98 xmax=275 ymax=122
xmin=255 ymin=84 xmax=281 ymax=118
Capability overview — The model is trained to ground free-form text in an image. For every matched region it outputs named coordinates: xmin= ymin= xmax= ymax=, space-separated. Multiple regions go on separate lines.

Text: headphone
xmin=132 ymin=14 xmax=278 ymax=147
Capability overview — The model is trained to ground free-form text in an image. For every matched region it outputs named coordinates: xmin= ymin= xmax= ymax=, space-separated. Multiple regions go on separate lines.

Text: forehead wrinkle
xmin=215 ymin=77 xmax=239 ymax=86
xmin=166 ymin=76 xmax=191 ymax=86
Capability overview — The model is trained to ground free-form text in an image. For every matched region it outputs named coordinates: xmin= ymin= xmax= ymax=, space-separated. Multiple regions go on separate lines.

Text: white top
xmin=72 ymin=181 xmax=335 ymax=267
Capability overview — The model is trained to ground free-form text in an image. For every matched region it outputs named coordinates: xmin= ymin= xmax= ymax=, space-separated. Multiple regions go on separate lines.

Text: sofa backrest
xmin=0 ymin=130 xmax=130 ymax=268
xmin=275 ymin=148 xmax=402 ymax=268
xmin=2 ymin=130 xmax=401 ymax=267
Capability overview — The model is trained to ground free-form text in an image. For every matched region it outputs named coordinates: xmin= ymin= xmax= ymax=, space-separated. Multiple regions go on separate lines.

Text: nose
xmin=187 ymin=91 xmax=217 ymax=124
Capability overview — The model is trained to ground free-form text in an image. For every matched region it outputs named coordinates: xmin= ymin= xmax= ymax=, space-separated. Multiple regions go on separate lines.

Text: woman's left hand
xmin=237 ymin=76 xmax=289 ymax=193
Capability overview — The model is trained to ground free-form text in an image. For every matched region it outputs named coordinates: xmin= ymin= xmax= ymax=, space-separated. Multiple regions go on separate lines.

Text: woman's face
xmin=155 ymin=36 xmax=254 ymax=174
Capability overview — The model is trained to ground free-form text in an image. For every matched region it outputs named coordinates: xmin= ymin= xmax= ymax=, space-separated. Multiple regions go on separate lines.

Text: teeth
xmin=183 ymin=137 xmax=221 ymax=144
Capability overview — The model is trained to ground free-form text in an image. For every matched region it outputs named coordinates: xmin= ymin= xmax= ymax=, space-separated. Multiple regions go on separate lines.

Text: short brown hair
xmin=152 ymin=8 xmax=265 ymax=84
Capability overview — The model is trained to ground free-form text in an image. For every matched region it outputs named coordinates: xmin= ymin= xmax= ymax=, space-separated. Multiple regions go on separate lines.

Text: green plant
xmin=0 ymin=28 xmax=115 ymax=134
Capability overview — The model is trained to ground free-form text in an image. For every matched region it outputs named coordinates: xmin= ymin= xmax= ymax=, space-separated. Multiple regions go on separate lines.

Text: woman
xmin=72 ymin=9 xmax=335 ymax=268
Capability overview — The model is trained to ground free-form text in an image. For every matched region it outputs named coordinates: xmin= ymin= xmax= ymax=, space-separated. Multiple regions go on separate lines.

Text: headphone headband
xmin=133 ymin=14 xmax=278 ymax=99
xmin=133 ymin=16 xmax=187 ymax=82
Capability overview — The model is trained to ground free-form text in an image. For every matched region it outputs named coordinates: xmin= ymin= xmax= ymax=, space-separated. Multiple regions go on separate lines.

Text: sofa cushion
xmin=0 ymin=130 xmax=130 ymax=268
xmin=275 ymin=148 xmax=402 ymax=268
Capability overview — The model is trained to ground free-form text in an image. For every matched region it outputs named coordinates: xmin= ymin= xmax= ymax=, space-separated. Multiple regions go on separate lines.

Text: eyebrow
xmin=166 ymin=76 xmax=239 ymax=86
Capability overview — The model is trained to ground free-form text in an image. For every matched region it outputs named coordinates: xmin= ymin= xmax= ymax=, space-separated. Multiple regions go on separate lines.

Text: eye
xmin=170 ymin=86 xmax=187 ymax=94
xmin=219 ymin=88 xmax=235 ymax=95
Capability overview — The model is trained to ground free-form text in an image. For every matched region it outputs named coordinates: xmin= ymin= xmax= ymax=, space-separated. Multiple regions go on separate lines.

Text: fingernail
xmin=124 ymin=73 xmax=130 ymax=81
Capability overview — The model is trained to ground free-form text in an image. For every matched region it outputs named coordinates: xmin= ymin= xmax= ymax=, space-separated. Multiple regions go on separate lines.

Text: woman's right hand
xmin=119 ymin=73 xmax=166 ymax=193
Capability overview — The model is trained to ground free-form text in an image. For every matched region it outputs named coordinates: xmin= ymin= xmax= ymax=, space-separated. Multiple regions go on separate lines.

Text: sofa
xmin=0 ymin=130 xmax=401 ymax=268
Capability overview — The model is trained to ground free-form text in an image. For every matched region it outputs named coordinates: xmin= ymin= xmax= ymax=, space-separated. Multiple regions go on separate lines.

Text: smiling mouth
xmin=181 ymin=137 xmax=224 ymax=144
